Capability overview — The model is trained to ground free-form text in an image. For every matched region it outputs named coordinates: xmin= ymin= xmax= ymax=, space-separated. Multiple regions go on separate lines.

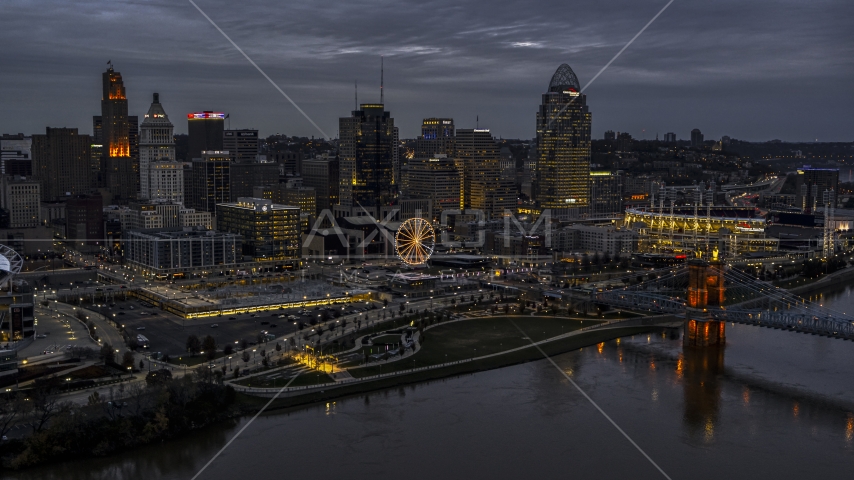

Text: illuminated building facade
xmin=338 ymin=104 xmax=396 ymax=217
xmin=536 ymin=63 xmax=591 ymax=218
xmin=0 ymin=176 xmax=40 ymax=228
xmin=100 ymin=65 xmax=138 ymax=203
xmin=139 ymin=93 xmax=176 ymax=200
xmin=624 ymin=206 xmax=778 ymax=256
xmin=588 ymin=171 xmax=623 ymax=218
xmin=415 ymin=118 xmax=455 ymax=158
xmin=123 ymin=228 xmax=241 ymax=277
xmin=187 ymin=112 xmax=225 ymax=160
xmin=216 ymin=197 xmax=300 ymax=265
xmin=401 ymin=154 xmax=461 ymax=220
xmin=31 ymin=127 xmax=92 ymax=201
xmin=455 ymin=128 xmax=514 ymax=219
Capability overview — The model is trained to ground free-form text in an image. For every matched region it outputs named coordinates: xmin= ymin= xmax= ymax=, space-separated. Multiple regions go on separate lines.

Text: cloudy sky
xmin=2 ymin=0 xmax=852 ymax=141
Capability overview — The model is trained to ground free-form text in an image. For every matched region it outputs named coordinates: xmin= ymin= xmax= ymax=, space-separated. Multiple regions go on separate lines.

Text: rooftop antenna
xmin=476 ymin=115 xmax=479 ymax=129
xmin=355 ymin=80 xmax=358 ymax=111
xmin=380 ymin=55 xmax=384 ymax=105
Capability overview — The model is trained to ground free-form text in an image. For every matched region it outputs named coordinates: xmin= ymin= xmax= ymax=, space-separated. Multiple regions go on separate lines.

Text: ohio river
xmin=10 ymin=287 xmax=854 ymax=480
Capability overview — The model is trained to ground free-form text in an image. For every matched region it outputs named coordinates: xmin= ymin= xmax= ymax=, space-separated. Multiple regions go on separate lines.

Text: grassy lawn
xmin=349 ymin=315 xmax=601 ymax=378
xmin=370 ymin=334 xmax=403 ymax=344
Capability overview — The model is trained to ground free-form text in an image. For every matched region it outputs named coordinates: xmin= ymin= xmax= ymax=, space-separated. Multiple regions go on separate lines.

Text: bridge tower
xmin=684 ymin=257 xmax=726 ymax=347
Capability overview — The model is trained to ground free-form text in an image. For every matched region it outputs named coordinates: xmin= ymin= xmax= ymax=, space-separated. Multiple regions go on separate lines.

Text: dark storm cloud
xmin=1 ymin=0 xmax=851 ymax=141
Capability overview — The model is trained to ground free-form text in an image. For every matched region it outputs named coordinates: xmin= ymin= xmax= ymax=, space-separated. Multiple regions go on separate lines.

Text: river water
xmin=8 ymin=286 xmax=854 ymax=479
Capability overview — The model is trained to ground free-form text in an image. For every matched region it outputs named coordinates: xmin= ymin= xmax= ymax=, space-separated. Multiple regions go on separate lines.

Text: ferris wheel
xmin=395 ymin=218 xmax=435 ymax=266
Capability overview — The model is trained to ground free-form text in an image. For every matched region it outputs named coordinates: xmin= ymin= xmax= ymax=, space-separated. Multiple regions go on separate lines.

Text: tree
xmin=223 ymin=344 xmax=234 ymax=356
xmin=242 ymin=351 xmax=250 ymax=364
xmin=275 ymin=342 xmax=282 ymax=352
xmin=383 ymin=298 xmax=389 ymax=307
xmin=262 ymin=356 xmax=269 ymax=368
xmin=25 ymin=387 xmax=71 ymax=434
xmin=233 ymin=366 xmax=240 ymax=378
xmin=122 ymin=351 xmax=135 ymax=368
xmin=202 ymin=335 xmax=217 ymax=360
xmin=186 ymin=335 xmax=201 ymax=355
xmin=0 ymin=393 xmax=24 ymax=441
xmin=139 ymin=359 xmax=145 ymax=370
xmin=100 ymin=343 xmax=115 ymax=364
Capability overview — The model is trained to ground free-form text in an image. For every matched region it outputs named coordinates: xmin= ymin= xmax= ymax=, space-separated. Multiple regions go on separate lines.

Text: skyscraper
xmin=188 ymin=151 xmax=230 ymax=215
xmin=223 ymin=129 xmax=259 ymax=163
xmin=455 ymin=128 xmax=515 ymax=219
xmin=139 ymin=93 xmax=176 ymax=200
xmin=690 ymin=128 xmax=704 ymax=148
xmin=302 ymin=156 xmax=339 ymax=215
xmin=415 ymin=118 xmax=455 ymax=158
xmin=536 ymin=63 xmax=592 ymax=218
xmin=338 ymin=104 xmax=396 ymax=217
xmin=31 ymin=127 xmax=92 ymax=201
xmin=796 ymin=166 xmax=839 ymax=213
xmin=187 ymin=112 xmax=225 ymax=160
xmin=100 ymin=64 xmax=138 ymax=203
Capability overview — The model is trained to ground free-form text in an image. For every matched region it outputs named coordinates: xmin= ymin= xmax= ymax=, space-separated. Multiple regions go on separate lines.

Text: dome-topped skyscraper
xmin=535 ymin=63 xmax=592 ymax=218
xmin=139 ymin=93 xmax=180 ymax=203
xmin=548 ymin=63 xmax=581 ymax=93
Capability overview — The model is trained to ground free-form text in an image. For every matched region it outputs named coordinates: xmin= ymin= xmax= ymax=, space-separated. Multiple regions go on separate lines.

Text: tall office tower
xmin=100 ymin=64 xmax=137 ymax=203
xmin=415 ymin=118 xmax=455 ymax=158
xmin=589 ymin=171 xmax=623 ymax=218
xmin=223 ymin=129 xmax=259 ymax=163
xmin=302 ymin=156 xmax=339 ymax=215
xmin=402 ymin=154 xmax=461 ymax=220
xmin=148 ymin=161 xmax=184 ymax=204
xmin=139 ymin=93 xmax=175 ymax=200
xmin=31 ymin=127 xmax=92 ymax=201
xmin=188 ymin=151 xmax=230 ymax=214
xmin=216 ymin=197 xmax=301 ymax=265
xmin=187 ymin=112 xmax=225 ymax=160
xmin=229 ymin=160 xmax=279 ymax=200
xmin=66 ymin=193 xmax=104 ymax=246
xmin=603 ymin=130 xmax=616 ymax=141
xmin=0 ymin=134 xmax=32 ymax=176
xmin=663 ymin=132 xmax=677 ymax=143
xmin=690 ymin=128 xmax=704 ymax=148
xmin=393 ymin=126 xmax=400 ymax=187
xmin=0 ymin=176 xmax=40 ymax=228
xmin=796 ymin=166 xmax=839 ymax=213
xmin=535 ymin=63 xmax=592 ymax=218
xmin=338 ymin=104 xmax=396 ymax=217
xmin=454 ymin=128 xmax=514 ymax=219
xmin=91 ymin=116 xmax=105 ymax=186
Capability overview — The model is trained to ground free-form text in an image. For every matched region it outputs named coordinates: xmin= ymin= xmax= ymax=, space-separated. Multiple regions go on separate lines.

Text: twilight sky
xmin=1 ymin=0 xmax=852 ymax=142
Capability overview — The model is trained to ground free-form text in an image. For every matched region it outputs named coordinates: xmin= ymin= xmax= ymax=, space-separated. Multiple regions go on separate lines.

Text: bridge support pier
xmin=684 ymin=258 xmax=727 ymax=347
xmin=684 ymin=317 xmax=726 ymax=347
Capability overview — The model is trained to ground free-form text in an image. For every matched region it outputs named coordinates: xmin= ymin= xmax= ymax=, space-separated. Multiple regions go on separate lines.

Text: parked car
xmin=136 ymin=326 xmax=146 ymax=330
xmin=210 ymin=324 xmax=219 ymax=328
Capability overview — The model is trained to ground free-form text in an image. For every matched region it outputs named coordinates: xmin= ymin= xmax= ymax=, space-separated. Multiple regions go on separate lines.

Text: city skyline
xmin=1 ymin=0 xmax=851 ymax=142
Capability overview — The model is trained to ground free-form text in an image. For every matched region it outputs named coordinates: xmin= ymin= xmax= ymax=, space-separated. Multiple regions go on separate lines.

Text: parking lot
xmin=95 ymin=297 xmax=380 ymax=358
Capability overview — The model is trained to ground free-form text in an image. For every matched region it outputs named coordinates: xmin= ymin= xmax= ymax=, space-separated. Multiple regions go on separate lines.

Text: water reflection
xmin=681 ymin=345 xmax=725 ymax=442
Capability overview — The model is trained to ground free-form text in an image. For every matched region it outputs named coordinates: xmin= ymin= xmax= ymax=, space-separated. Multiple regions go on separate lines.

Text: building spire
xmin=380 ymin=55 xmax=384 ymax=105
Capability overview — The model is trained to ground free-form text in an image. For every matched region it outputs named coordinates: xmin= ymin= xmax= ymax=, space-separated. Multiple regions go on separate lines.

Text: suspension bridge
xmin=592 ymin=256 xmax=854 ymax=346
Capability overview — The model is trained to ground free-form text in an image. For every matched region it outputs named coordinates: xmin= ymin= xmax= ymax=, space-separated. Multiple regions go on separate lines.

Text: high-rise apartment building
xmin=223 ymin=129 xmax=259 ymax=163
xmin=338 ymin=104 xmax=396 ymax=217
xmin=663 ymin=132 xmax=677 ymax=143
xmin=0 ymin=176 xmax=40 ymax=228
xmin=589 ymin=171 xmax=623 ymax=218
xmin=796 ymin=166 xmax=839 ymax=213
xmin=535 ymin=63 xmax=592 ymax=218
xmin=690 ymin=129 xmax=704 ymax=148
xmin=100 ymin=65 xmax=138 ymax=203
xmin=188 ymin=151 xmax=231 ymax=215
xmin=66 ymin=193 xmax=104 ymax=247
xmin=31 ymin=127 xmax=92 ymax=201
xmin=187 ymin=112 xmax=225 ymax=160
xmin=302 ymin=156 xmax=339 ymax=215
xmin=139 ymin=93 xmax=175 ymax=200
xmin=148 ymin=161 xmax=184 ymax=204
